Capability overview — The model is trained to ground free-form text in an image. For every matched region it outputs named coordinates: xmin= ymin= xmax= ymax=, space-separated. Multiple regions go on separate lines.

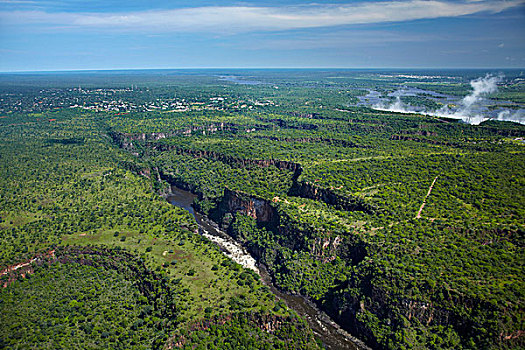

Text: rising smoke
xmin=373 ymin=74 xmax=525 ymax=125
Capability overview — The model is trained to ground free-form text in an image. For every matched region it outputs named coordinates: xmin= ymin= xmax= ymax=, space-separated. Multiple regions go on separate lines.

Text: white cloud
xmin=0 ymin=1 xmax=523 ymax=33
xmin=239 ymin=30 xmax=431 ymax=50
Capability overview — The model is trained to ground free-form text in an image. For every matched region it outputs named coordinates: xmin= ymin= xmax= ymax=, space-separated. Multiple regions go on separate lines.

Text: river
xmin=355 ymin=87 xmax=525 ymax=125
xmin=166 ymin=186 xmax=368 ymax=350
xmin=217 ymin=75 xmax=267 ymax=85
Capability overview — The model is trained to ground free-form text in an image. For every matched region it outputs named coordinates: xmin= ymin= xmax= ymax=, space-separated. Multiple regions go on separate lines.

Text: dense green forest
xmin=0 ymin=106 xmax=320 ymax=349
xmin=1 ymin=69 xmax=524 ymax=349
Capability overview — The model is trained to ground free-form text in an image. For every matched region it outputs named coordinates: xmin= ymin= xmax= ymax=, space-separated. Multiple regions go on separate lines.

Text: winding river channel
xmin=166 ymin=186 xmax=368 ymax=350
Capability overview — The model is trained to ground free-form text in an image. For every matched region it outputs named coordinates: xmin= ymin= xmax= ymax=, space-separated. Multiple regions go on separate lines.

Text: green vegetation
xmin=1 ymin=263 xmax=162 ymax=349
xmin=167 ymin=312 xmax=319 ymax=350
xmin=0 ymin=106 xmax=320 ymax=349
xmin=1 ymin=69 xmax=524 ymax=349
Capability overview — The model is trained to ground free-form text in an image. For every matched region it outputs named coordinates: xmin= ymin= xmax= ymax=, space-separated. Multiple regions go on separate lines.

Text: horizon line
xmin=1 ymin=67 xmax=525 ymax=74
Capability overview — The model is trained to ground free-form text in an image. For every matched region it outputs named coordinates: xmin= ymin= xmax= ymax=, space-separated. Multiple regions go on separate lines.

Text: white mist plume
xmin=496 ymin=110 xmax=525 ymax=124
xmin=383 ymin=96 xmax=408 ymax=113
xmin=373 ymin=89 xmax=423 ymax=114
xmin=460 ymin=74 xmax=501 ymax=110
xmin=372 ymin=74 xmax=525 ymax=125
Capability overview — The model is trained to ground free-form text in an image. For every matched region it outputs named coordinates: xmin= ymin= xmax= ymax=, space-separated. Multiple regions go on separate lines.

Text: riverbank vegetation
xmin=1 ymin=69 xmax=524 ymax=349
xmin=0 ymin=108 xmax=320 ymax=349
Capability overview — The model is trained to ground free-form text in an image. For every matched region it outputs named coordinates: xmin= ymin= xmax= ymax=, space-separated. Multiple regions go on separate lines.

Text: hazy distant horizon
xmin=1 ymin=67 xmax=524 ymax=74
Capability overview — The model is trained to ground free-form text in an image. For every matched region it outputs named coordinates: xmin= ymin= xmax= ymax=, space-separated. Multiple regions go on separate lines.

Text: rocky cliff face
xmin=159 ymin=171 xmax=202 ymax=195
xmin=109 ymin=123 xmax=272 ymax=149
xmin=311 ymin=235 xmax=342 ymax=263
xmin=390 ymin=134 xmax=450 ymax=146
xmin=208 ymin=185 xmax=497 ymax=349
xmin=322 ymin=266 xmax=521 ymax=350
xmin=268 ymin=118 xmax=319 ymax=130
xmin=112 ymin=130 xmax=375 ymax=217
xmin=251 ymin=135 xmax=368 ymax=148
xmin=156 ymin=146 xmax=303 ymax=174
xmin=214 ymin=188 xmax=353 ymax=259
xmin=150 ymin=141 xmax=376 ymax=216
xmin=3 ymin=246 xmax=178 ymax=319
xmin=110 ymin=124 xmax=231 ymax=144
xmin=165 ymin=312 xmax=312 ymax=349
xmin=289 ymin=180 xmax=377 ymax=214
xmin=222 ymin=188 xmax=277 ymax=223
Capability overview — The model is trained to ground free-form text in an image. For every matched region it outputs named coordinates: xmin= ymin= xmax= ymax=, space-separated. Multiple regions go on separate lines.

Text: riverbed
xmin=166 ymin=186 xmax=368 ymax=350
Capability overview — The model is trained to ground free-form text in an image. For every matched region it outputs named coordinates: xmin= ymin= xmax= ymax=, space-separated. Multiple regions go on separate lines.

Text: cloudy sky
xmin=0 ymin=0 xmax=524 ymax=71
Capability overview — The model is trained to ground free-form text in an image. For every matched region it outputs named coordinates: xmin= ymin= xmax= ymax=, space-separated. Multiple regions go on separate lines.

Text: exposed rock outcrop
xmin=222 ymin=188 xmax=277 ymax=223
xmin=165 ymin=312 xmax=310 ymax=349
xmin=163 ymin=147 xmax=303 ymax=174
xmin=289 ymin=180 xmax=377 ymax=214
xmin=1 ymin=249 xmax=56 ymax=287
xmin=4 ymin=246 xmax=178 ymax=319
xmin=268 ymin=118 xmax=319 ymax=130
xmin=109 ymin=122 xmax=272 ymax=150
xmin=311 ymin=235 xmax=342 ymax=263
xmin=390 ymin=134 xmax=450 ymax=146
xmin=248 ymin=134 xmax=369 ymax=148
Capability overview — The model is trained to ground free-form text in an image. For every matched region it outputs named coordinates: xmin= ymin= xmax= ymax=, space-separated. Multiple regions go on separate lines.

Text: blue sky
xmin=0 ymin=0 xmax=524 ymax=71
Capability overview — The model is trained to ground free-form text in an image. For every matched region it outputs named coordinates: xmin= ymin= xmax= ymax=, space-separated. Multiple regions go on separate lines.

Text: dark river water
xmin=217 ymin=75 xmax=267 ymax=85
xmin=166 ymin=186 xmax=367 ymax=350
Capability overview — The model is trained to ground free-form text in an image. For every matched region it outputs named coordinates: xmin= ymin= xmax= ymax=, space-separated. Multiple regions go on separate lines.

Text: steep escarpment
xmin=219 ymin=188 xmax=278 ymax=224
xmin=110 ymin=130 xmax=525 ymax=350
xmin=323 ymin=269 xmax=517 ymax=350
xmin=109 ymin=122 xmax=271 ymax=150
xmin=248 ymin=134 xmax=370 ymax=148
xmin=112 ymin=134 xmax=375 ymax=284
xmin=159 ymin=170 xmax=203 ymax=195
xmin=172 ymin=179 xmax=524 ymax=350
xmin=159 ymin=147 xmax=378 ymax=215
xmin=205 ymin=187 xmax=365 ymax=261
xmin=4 ymin=246 xmax=179 ymax=320
xmin=289 ymin=180 xmax=378 ymax=214
xmin=151 ymin=142 xmax=377 ymax=215
xmin=112 ymin=131 xmax=303 ymax=176
xmin=112 ymin=129 xmax=378 ymax=216
xmin=164 ymin=147 xmax=303 ymax=175
xmin=165 ymin=311 xmax=319 ymax=349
